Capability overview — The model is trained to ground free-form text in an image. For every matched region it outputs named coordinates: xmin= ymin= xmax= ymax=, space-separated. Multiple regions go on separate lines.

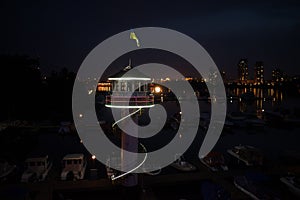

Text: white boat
xmin=21 ymin=155 xmax=52 ymax=182
xmin=227 ymin=145 xmax=263 ymax=166
xmin=170 ymin=155 xmax=196 ymax=172
xmin=61 ymin=154 xmax=86 ymax=181
xmin=200 ymin=152 xmax=228 ymax=172
xmin=0 ymin=160 xmax=16 ymax=181
xmin=280 ymin=176 xmax=300 ymax=197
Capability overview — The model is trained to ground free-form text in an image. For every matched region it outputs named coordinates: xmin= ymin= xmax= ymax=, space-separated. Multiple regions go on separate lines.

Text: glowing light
xmin=88 ymin=90 xmax=93 ymax=95
xmin=79 ymin=114 xmax=83 ymax=118
xmin=154 ymin=86 xmax=161 ymax=93
xmin=92 ymin=155 xmax=96 ymax=160
xmin=262 ymin=109 xmax=265 ymax=112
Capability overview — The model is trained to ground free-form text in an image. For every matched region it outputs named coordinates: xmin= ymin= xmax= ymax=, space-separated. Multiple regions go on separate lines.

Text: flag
xmin=130 ymin=31 xmax=140 ymax=47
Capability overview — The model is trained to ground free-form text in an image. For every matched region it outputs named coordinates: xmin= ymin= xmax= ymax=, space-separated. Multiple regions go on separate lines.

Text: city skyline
xmin=0 ymin=0 xmax=299 ymax=78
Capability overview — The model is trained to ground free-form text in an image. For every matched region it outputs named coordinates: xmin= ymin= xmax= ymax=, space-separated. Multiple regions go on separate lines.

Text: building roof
xmin=25 ymin=155 xmax=49 ymax=162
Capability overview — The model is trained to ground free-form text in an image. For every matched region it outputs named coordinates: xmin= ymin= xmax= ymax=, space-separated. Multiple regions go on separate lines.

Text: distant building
xmin=238 ymin=59 xmax=248 ymax=83
xmin=97 ymin=82 xmax=111 ymax=92
xmin=272 ymin=68 xmax=284 ymax=83
xmin=255 ymin=61 xmax=264 ymax=85
xmin=221 ymin=70 xmax=227 ymax=83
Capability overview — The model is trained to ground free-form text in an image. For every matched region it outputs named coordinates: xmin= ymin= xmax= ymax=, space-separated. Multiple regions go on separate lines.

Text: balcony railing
xmin=105 ymin=92 xmax=154 ymax=108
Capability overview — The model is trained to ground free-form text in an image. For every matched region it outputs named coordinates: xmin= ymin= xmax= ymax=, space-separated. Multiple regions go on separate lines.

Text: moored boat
xmin=21 ymin=155 xmax=52 ymax=183
xmin=234 ymin=172 xmax=281 ymax=200
xmin=0 ymin=160 xmax=16 ymax=181
xmin=171 ymin=155 xmax=197 ymax=172
xmin=227 ymin=145 xmax=263 ymax=166
xmin=60 ymin=154 xmax=86 ymax=181
xmin=200 ymin=152 xmax=228 ymax=171
xmin=280 ymin=175 xmax=300 ymax=197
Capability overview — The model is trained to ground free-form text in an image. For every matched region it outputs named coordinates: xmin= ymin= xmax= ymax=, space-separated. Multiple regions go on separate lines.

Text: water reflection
xmin=228 ymin=88 xmax=284 ymax=115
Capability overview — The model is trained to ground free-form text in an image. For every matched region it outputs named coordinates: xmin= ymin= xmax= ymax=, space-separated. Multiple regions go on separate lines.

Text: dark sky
xmin=1 ymin=0 xmax=299 ymax=79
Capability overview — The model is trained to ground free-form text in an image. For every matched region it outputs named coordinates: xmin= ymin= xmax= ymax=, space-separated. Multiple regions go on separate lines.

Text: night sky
xmin=1 ymin=0 xmax=299 ymax=79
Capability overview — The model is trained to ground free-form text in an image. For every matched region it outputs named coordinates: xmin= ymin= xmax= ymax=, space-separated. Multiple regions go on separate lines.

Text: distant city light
xmin=79 ymin=114 xmax=83 ymax=118
xmin=108 ymin=77 xmax=150 ymax=81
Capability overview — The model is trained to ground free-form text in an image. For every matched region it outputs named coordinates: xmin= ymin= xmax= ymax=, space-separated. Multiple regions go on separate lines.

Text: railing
xmin=105 ymin=93 xmax=154 ymax=107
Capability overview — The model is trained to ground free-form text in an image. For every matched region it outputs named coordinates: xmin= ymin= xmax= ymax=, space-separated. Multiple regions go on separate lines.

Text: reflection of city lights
xmin=154 ymin=86 xmax=161 ymax=93
xmin=92 ymin=155 xmax=96 ymax=160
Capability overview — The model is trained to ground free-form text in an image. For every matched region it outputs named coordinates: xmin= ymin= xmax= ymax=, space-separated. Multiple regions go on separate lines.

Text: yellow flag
xmin=130 ymin=31 xmax=140 ymax=47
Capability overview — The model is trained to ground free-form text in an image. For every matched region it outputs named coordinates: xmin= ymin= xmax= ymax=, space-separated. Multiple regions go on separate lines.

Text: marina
xmin=1 ymin=96 xmax=300 ymax=199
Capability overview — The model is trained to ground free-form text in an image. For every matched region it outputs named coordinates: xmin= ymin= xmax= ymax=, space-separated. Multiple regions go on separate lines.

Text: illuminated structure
xmin=238 ymin=59 xmax=248 ymax=83
xmin=97 ymin=82 xmax=111 ymax=92
xmin=105 ymin=63 xmax=154 ymax=109
xmin=272 ymin=68 xmax=285 ymax=83
xmin=255 ymin=61 xmax=264 ymax=85
xmin=105 ymin=62 xmax=154 ymax=186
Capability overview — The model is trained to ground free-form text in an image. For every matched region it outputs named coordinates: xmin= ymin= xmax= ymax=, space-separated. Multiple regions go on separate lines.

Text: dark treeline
xmin=0 ymin=55 xmax=75 ymax=121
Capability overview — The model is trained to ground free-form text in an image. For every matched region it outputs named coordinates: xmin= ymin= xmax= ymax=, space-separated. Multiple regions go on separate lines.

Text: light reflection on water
xmin=227 ymin=88 xmax=289 ymax=114
xmin=194 ymin=88 xmax=300 ymax=160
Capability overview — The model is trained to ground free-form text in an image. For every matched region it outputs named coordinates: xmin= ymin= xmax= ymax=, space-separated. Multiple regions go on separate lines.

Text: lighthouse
xmin=105 ymin=60 xmax=154 ymax=187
